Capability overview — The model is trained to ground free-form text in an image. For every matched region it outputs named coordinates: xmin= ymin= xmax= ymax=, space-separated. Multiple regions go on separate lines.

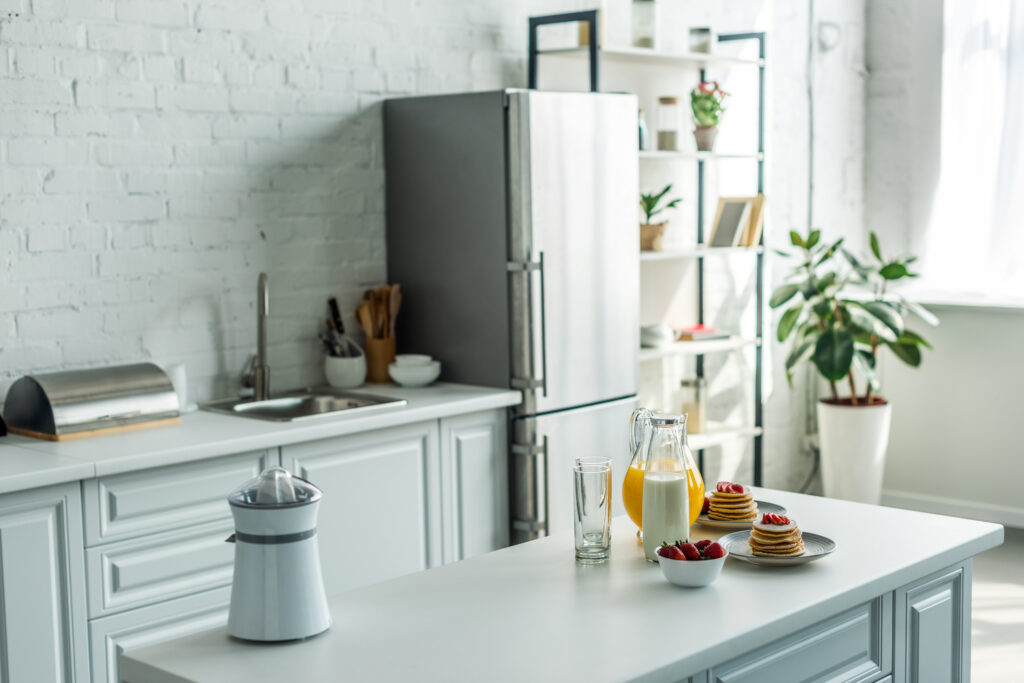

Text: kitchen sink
xmin=201 ymin=388 xmax=406 ymax=422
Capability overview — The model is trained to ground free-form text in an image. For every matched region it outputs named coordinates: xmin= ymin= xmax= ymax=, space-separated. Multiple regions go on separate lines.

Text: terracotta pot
xmin=640 ymin=222 xmax=666 ymax=251
xmin=817 ymin=399 xmax=892 ymax=504
xmin=364 ymin=336 xmax=396 ymax=383
xmin=694 ymin=125 xmax=718 ymax=151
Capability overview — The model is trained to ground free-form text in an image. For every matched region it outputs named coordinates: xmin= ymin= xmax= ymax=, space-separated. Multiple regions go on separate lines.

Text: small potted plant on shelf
xmin=771 ymin=229 xmax=938 ymax=505
xmin=639 ymin=184 xmax=682 ymax=251
xmin=690 ymin=80 xmax=728 ymax=151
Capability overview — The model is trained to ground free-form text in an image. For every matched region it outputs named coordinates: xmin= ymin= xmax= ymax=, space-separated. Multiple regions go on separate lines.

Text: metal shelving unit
xmin=529 ymin=11 xmax=767 ymax=486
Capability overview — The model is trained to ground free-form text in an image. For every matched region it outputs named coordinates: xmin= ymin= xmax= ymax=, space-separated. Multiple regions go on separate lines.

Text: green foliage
xmin=690 ymin=81 xmax=728 ymax=128
xmin=639 ymin=184 xmax=682 ymax=224
xmin=769 ymin=229 xmax=937 ymax=402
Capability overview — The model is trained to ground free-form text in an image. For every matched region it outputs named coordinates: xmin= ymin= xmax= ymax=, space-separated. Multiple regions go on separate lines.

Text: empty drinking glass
xmin=574 ymin=460 xmax=612 ymax=563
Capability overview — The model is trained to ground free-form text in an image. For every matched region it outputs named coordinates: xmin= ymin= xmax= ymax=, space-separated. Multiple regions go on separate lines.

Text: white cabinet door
xmin=0 ymin=483 xmax=89 ymax=682
xmin=439 ymin=409 xmax=509 ymax=563
xmin=93 ymin=585 xmax=230 ymax=683
xmin=894 ymin=562 xmax=969 ymax=683
xmin=281 ymin=420 xmax=442 ymax=597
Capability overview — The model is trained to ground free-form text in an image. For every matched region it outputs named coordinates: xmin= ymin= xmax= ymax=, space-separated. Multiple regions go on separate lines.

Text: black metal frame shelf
xmin=529 ymin=11 xmax=767 ymax=486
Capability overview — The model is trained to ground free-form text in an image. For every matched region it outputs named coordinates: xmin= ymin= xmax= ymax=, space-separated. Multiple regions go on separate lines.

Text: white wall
xmin=882 ymin=306 xmax=1024 ymax=527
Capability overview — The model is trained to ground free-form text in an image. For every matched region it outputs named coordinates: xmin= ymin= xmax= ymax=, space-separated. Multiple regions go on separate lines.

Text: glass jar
xmin=641 ymin=414 xmax=700 ymax=561
xmin=631 ymin=0 xmax=656 ymax=49
xmin=656 ymin=96 xmax=680 ymax=151
xmin=689 ymin=27 xmax=712 ymax=53
xmin=679 ymin=378 xmax=707 ymax=434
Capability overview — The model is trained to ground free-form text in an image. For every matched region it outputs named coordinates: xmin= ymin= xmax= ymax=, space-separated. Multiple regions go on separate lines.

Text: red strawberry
xmin=704 ymin=542 xmax=726 ymax=559
xmin=694 ymin=539 xmax=713 ymax=552
xmin=716 ymin=481 xmax=732 ymax=493
xmin=729 ymin=483 xmax=745 ymax=494
xmin=701 ymin=496 xmax=711 ymax=514
xmin=679 ymin=542 xmax=701 ymax=561
xmin=658 ymin=544 xmax=686 ymax=561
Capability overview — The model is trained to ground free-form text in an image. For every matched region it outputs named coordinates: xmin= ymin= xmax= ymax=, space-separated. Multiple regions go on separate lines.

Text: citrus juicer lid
xmin=228 ymin=466 xmax=322 ymax=508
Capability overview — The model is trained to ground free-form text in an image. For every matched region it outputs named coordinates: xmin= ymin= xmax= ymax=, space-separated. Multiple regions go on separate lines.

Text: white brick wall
xmin=0 ymin=0 xmax=865 ymax=493
xmin=0 ymin=0 xmax=571 ymax=402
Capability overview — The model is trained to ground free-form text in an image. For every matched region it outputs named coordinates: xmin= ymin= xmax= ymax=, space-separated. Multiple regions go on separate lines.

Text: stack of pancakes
xmin=708 ymin=483 xmax=757 ymax=522
xmin=749 ymin=516 xmax=805 ymax=557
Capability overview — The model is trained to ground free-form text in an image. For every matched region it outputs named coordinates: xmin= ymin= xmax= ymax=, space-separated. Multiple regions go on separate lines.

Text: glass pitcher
xmin=622 ymin=408 xmax=704 ymax=538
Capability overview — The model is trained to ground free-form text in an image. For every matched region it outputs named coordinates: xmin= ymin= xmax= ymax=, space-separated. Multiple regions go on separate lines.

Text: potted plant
xmin=771 ymin=229 xmax=938 ymax=504
xmin=639 ymin=185 xmax=681 ymax=251
xmin=690 ymin=80 xmax=728 ymax=151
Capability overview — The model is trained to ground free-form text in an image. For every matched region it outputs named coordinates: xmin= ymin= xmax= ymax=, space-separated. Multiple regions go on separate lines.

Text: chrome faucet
xmin=242 ymin=273 xmax=271 ymax=400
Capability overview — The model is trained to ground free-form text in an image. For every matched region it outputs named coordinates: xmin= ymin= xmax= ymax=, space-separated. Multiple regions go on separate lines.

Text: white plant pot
xmin=817 ymin=400 xmax=892 ymax=505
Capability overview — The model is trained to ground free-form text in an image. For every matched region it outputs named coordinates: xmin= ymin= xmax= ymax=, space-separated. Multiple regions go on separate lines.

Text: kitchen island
xmin=122 ymin=488 xmax=1002 ymax=683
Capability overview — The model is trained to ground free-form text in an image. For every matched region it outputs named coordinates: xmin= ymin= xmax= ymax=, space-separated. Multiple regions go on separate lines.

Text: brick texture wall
xmin=0 ymin=0 xmax=570 ymax=402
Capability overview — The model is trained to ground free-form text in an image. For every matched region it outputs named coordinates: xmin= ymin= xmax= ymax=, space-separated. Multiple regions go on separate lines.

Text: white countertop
xmin=121 ymin=488 xmax=1003 ymax=683
xmin=0 ymin=382 xmax=519 ymax=492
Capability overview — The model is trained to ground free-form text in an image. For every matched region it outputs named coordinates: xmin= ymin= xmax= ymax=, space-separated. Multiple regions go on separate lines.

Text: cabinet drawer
xmin=86 ymin=518 xmax=235 ymax=618
xmin=710 ymin=595 xmax=893 ymax=683
xmin=83 ymin=449 xmax=274 ymax=545
xmin=91 ymin=585 xmax=230 ymax=683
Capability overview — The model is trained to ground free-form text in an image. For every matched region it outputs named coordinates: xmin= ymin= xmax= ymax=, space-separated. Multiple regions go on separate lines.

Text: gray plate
xmin=720 ymin=530 xmax=837 ymax=566
xmin=695 ymin=500 xmax=788 ymax=530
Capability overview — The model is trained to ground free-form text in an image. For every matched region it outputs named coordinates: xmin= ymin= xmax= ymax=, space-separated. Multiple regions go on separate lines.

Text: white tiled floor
xmin=972 ymin=526 xmax=1024 ymax=681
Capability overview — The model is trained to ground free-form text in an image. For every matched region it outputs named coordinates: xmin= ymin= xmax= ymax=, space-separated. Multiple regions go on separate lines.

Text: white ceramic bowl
xmin=325 ymin=351 xmax=366 ymax=389
xmin=388 ymin=360 xmax=441 ymax=387
xmin=394 ymin=354 xmax=433 ymax=366
xmin=656 ymin=546 xmax=728 ymax=587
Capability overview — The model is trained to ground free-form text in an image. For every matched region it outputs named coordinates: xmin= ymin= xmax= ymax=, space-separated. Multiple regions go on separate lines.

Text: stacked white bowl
xmin=388 ymin=354 xmax=441 ymax=387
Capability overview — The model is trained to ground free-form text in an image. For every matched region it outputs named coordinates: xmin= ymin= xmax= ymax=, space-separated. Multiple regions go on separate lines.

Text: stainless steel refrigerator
xmin=384 ymin=90 xmax=639 ymax=543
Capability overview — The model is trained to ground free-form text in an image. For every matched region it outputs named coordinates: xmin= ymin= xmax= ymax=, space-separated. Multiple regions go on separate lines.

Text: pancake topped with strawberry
xmin=707 ymin=481 xmax=757 ymax=522
xmin=749 ymin=512 xmax=805 ymax=557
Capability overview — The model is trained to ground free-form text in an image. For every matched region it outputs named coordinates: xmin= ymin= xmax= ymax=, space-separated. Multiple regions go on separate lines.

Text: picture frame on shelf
xmin=709 ymin=197 xmax=756 ymax=247
xmin=739 ymin=194 xmax=766 ymax=246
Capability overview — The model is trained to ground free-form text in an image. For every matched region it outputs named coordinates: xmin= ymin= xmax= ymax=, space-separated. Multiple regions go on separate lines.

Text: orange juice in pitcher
xmin=622 ymin=409 xmax=704 ymax=532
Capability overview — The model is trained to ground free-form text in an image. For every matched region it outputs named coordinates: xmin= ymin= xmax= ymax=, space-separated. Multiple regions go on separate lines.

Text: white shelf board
xmin=639 ymin=150 xmax=763 ymax=161
xmin=689 ymin=423 xmax=764 ymax=451
xmin=538 ymin=46 xmax=764 ymax=68
xmin=639 ymin=336 xmax=760 ymax=362
xmin=640 ymin=245 xmax=764 ymax=261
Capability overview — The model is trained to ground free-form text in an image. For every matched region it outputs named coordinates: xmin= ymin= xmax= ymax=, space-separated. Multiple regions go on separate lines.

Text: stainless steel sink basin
xmin=201 ymin=388 xmax=406 ymax=422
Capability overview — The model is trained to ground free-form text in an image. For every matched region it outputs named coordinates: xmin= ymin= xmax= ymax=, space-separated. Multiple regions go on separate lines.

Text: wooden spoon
xmin=356 ymin=303 xmax=375 ymax=339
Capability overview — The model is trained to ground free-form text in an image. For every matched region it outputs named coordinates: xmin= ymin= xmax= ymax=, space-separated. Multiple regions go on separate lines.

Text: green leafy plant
xmin=640 ymin=184 xmax=682 ymax=224
xmin=771 ymin=229 xmax=938 ymax=405
xmin=690 ymin=80 xmax=728 ymax=128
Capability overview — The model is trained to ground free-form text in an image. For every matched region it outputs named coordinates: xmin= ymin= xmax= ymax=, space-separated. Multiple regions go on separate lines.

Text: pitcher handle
xmin=629 ymin=407 xmax=653 ymax=454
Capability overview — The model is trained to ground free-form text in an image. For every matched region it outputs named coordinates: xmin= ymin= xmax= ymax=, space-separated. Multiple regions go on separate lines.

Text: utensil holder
xmin=365 ymin=337 xmax=396 ymax=383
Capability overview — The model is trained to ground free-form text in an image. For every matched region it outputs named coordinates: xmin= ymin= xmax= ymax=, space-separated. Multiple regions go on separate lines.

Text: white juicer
xmin=226 ymin=466 xmax=331 ymax=641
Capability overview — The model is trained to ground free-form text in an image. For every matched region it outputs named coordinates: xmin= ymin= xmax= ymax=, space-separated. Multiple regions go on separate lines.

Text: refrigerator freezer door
xmin=511 ymin=396 xmax=638 ymax=544
xmin=508 ymin=91 xmax=640 ymax=416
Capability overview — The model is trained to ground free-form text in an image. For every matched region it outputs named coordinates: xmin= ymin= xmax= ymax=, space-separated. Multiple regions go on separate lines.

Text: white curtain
xmin=921 ymin=0 xmax=1024 ymax=298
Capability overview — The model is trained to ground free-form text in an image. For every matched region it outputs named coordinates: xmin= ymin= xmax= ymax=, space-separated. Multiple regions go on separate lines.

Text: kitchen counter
xmin=122 ymin=488 xmax=1002 ymax=683
xmin=0 ymin=382 xmax=520 ymax=487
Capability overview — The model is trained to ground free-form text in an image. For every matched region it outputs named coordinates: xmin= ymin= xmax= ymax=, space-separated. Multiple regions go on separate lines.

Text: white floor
xmin=972 ymin=526 xmax=1024 ymax=681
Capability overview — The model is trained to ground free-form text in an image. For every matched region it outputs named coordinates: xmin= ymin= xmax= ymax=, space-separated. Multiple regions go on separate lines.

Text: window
xmin=917 ymin=0 xmax=1024 ymax=304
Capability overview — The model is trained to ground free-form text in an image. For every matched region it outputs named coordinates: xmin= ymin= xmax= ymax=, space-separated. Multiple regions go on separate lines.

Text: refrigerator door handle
xmin=507 ymin=252 xmax=547 ymax=397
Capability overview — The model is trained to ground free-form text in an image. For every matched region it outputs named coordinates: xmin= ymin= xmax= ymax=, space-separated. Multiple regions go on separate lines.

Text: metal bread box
xmin=3 ymin=363 xmax=181 ymax=441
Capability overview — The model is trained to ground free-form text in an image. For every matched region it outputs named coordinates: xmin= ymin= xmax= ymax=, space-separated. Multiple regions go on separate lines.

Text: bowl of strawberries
xmin=655 ymin=539 xmax=728 ymax=587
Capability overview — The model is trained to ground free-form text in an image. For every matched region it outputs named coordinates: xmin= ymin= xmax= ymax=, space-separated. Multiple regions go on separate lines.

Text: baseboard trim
xmin=882 ymin=489 xmax=1024 ymax=529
